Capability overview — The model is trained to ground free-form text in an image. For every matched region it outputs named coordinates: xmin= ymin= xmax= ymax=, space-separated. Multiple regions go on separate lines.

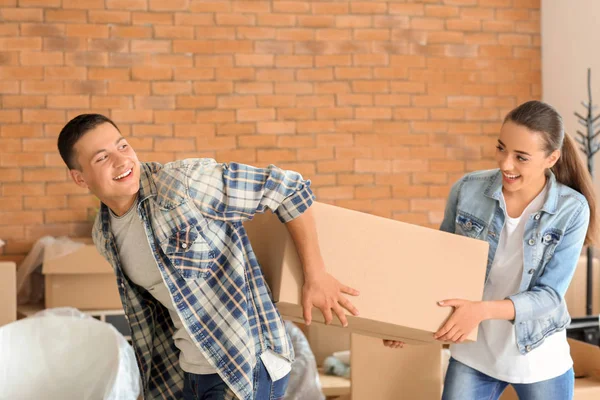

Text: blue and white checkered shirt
xmin=93 ymin=159 xmax=315 ymax=400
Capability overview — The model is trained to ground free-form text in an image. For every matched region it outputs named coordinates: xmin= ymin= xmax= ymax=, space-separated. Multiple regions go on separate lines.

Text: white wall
xmin=542 ymin=0 xmax=600 ymax=186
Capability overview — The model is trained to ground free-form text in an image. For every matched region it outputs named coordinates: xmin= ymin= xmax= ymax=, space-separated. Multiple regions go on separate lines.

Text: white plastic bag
xmin=284 ymin=321 xmax=325 ymax=400
xmin=0 ymin=308 xmax=140 ymax=400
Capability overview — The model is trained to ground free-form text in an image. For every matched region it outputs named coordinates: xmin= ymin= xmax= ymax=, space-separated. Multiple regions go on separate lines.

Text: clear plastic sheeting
xmin=0 ymin=308 xmax=140 ymax=400
xmin=283 ymin=321 xmax=325 ymax=400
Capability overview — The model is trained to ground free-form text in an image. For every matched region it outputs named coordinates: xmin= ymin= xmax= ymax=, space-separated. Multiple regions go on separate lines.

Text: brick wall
xmin=0 ymin=0 xmax=540 ymax=262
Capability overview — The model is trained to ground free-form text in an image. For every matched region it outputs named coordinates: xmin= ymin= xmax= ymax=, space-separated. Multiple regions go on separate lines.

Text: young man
xmin=57 ymin=114 xmax=359 ymax=400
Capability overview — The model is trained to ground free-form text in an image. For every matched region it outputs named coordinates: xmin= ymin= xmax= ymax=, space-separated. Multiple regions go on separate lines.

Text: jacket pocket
xmin=455 ymin=211 xmax=486 ymax=239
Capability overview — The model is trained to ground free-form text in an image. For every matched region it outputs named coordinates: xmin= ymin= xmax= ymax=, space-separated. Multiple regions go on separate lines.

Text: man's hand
xmin=382 ymin=340 xmax=405 ymax=349
xmin=302 ymin=270 xmax=359 ymax=327
xmin=434 ymin=299 xmax=486 ymax=344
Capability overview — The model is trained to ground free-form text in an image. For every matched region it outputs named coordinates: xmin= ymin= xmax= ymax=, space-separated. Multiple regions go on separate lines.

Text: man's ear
xmin=70 ymin=169 xmax=88 ymax=189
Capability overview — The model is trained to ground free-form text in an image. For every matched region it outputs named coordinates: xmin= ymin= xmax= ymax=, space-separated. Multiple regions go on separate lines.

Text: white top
xmin=451 ymin=185 xmax=573 ymax=383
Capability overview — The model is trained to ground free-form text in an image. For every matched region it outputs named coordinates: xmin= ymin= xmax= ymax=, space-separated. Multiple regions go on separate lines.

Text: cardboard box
xmin=351 ymin=334 xmax=442 ymax=400
xmin=0 ymin=262 xmax=16 ymax=327
xmin=245 ymin=202 xmax=488 ymax=344
xmin=43 ymin=243 xmax=122 ymax=310
xmin=565 ymin=256 xmax=600 ymax=318
xmin=500 ymin=339 xmax=600 ymax=400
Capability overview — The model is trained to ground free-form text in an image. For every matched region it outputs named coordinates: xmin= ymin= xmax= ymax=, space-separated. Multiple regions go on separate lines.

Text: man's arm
xmin=285 ymin=207 xmax=360 ymax=327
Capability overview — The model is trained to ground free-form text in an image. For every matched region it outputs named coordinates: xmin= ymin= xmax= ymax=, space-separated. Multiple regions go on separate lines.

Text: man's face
xmin=69 ymin=122 xmax=141 ymax=210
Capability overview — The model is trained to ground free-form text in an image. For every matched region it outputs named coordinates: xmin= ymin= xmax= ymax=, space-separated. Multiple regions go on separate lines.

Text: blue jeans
xmin=183 ymin=361 xmax=290 ymax=400
xmin=442 ymin=358 xmax=574 ymax=400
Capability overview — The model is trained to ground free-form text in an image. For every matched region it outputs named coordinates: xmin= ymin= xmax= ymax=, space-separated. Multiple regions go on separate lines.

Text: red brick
xmin=273 ymin=1 xmax=310 ymax=13
xmin=296 ymin=147 xmax=333 ymax=161
xmin=425 ymin=5 xmax=460 ymax=18
xmin=196 ymin=110 xmax=235 ymax=123
xmin=276 ymin=55 xmax=313 ymax=68
xmin=336 ymin=16 xmax=371 ymax=28
xmin=23 ymin=168 xmax=66 ymax=182
xmin=132 ymin=11 xmax=174 ymax=25
xmin=3 ymin=95 xmax=45 ymax=108
xmin=131 ymin=40 xmax=171 ymax=53
xmin=465 ymin=109 xmax=500 ymax=121
xmin=216 ymin=13 xmax=255 ymax=26
xmin=257 ymin=95 xmax=295 ymax=108
xmin=47 ymin=95 xmax=90 ymax=109
xmin=254 ymin=121 xmax=294 ymax=135
xmin=236 ymin=108 xmax=274 ymax=122
xmin=154 ymin=110 xmax=196 ymax=124
xmin=273 ymin=82 xmax=310 ymax=94
xmin=108 ymin=81 xmax=150 ymax=95
xmin=107 ymin=0 xmax=147 ymax=10
xmin=149 ymin=0 xmax=189 ymax=11
xmin=411 ymin=18 xmax=444 ymax=30
xmin=133 ymin=124 xmax=173 ymax=137
xmin=0 ymin=23 xmax=18 ymax=37
xmin=446 ymin=19 xmax=481 ymax=31
xmin=110 ymin=26 xmax=152 ymax=39
xmin=235 ymin=54 xmax=274 ymax=67
xmin=278 ymin=108 xmax=313 ymax=120
xmin=257 ymin=13 xmax=296 ymax=27
xmin=89 ymin=10 xmax=131 ymax=24
xmin=0 ymin=37 xmax=41 ymax=51
xmin=1 ymin=7 xmax=42 ymax=22
xmin=66 ymin=24 xmax=109 ymax=39
xmin=255 ymin=69 xmax=294 ymax=82
xmin=315 ymin=28 xmax=351 ymax=41
xmin=235 ymin=82 xmax=273 ymax=94
xmin=132 ymin=66 xmax=173 ymax=80
xmin=354 ymin=159 xmax=391 ymax=174
xmin=312 ymin=2 xmax=348 ymax=14
xmin=483 ymin=20 xmax=515 ymax=32
xmin=134 ymin=96 xmax=175 ymax=109
xmin=144 ymin=83 xmax=188 ymax=97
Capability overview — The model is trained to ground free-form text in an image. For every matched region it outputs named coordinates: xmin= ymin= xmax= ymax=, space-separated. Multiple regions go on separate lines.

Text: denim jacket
xmin=440 ymin=169 xmax=590 ymax=355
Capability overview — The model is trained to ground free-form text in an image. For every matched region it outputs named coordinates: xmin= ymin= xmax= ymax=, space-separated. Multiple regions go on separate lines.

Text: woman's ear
xmin=546 ymin=149 xmax=561 ymax=169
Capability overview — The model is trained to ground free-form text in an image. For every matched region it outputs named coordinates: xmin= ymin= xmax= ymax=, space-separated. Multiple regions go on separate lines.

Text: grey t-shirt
xmin=109 ymin=200 xmax=217 ymax=375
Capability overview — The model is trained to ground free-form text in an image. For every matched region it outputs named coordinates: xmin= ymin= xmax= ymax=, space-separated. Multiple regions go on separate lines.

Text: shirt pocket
xmin=455 ymin=211 xmax=486 ymax=239
xmin=160 ymin=224 xmax=216 ymax=280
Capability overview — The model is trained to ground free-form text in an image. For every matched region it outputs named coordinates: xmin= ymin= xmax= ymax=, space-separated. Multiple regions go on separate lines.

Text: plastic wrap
xmin=0 ymin=308 xmax=140 ymax=400
xmin=284 ymin=321 xmax=325 ymax=400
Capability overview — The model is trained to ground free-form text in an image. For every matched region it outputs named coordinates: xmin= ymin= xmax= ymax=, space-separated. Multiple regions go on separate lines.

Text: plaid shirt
xmin=93 ymin=159 xmax=315 ymax=400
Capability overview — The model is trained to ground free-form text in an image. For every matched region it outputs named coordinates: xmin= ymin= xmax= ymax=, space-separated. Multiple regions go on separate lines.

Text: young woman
xmin=385 ymin=100 xmax=597 ymax=400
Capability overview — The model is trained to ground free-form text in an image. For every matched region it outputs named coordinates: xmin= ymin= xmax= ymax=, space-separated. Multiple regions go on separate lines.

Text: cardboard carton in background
xmin=351 ymin=334 xmax=442 ymax=400
xmin=565 ymin=256 xmax=600 ymax=318
xmin=245 ymin=202 xmax=488 ymax=344
xmin=43 ymin=243 xmax=121 ymax=310
xmin=0 ymin=262 xmax=16 ymax=327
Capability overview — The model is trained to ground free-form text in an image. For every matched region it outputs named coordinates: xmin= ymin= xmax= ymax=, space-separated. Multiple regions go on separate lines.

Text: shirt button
xmin=181 ymin=243 xmax=188 ymax=249
xmin=534 ymin=214 xmax=541 ymax=220
xmin=465 ymin=221 xmax=472 ymax=230
xmin=526 ymin=345 xmax=532 ymax=352
xmin=528 ymin=238 xmax=535 ymax=246
xmin=543 ymin=234 xmax=552 ymax=242
xmin=489 ymin=231 xmax=496 ymax=238
xmin=528 ymin=269 xmax=535 ymax=274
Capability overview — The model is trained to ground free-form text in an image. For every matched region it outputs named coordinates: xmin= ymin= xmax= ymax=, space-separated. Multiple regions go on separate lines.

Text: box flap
xmin=569 ymin=338 xmax=600 ymax=381
xmin=43 ymin=244 xmax=113 ymax=275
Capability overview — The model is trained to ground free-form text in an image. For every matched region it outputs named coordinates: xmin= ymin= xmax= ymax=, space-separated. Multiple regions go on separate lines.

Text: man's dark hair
xmin=57 ymin=114 xmax=120 ymax=170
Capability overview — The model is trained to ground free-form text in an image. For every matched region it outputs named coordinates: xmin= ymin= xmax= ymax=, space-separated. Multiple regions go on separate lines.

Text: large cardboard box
xmin=245 ymin=202 xmax=488 ymax=344
xmin=43 ymin=243 xmax=122 ymax=310
xmin=0 ymin=262 xmax=16 ymax=327
xmin=565 ymin=256 xmax=600 ymax=318
xmin=351 ymin=334 xmax=442 ymax=400
xmin=501 ymin=339 xmax=600 ymax=400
